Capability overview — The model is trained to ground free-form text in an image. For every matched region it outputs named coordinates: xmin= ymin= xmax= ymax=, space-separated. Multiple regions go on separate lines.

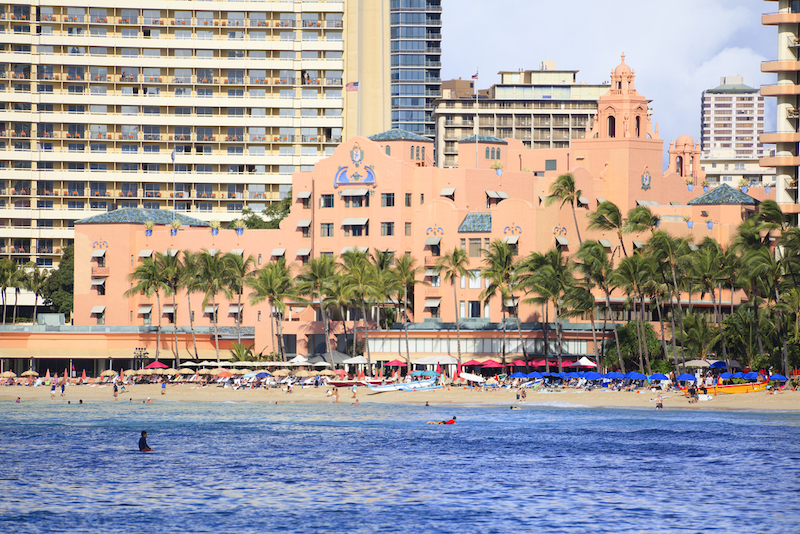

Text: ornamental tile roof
xmin=458 ymin=212 xmax=492 ymax=232
xmin=76 ymin=208 xmax=210 ymax=226
xmin=367 ymin=129 xmax=432 ymax=142
xmin=458 ymin=134 xmax=508 ymax=144
xmin=705 ymin=83 xmax=758 ymax=94
xmin=687 ymin=184 xmax=759 ymax=206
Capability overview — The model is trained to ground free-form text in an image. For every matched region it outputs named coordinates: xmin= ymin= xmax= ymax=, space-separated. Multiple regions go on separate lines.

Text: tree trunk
xmin=32 ymin=294 xmax=38 ymax=326
xmin=713 ymin=282 xmax=728 ymax=367
xmin=752 ymin=287 xmax=764 ymax=357
xmin=543 ymin=305 xmax=550 ymax=373
xmin=640 ymin=294 xmax=652 ymax=375
xmin=604 ymin=283 xmax=625 ymax=373
xmin=187 ymin=292 xmax=198 ymax=360
xmin=656 ymin=298 xmax=670 ymax=370
xmin=268 ymin=299 xmax=276 ymax=359
xmin=155 ymin=291 xmax=162 ymax=360
xmin=634 ymin=297 xmax=644 ymax=373
xmin=453 ymin=281 xmax=462 ymax=365
xmin=319 ymin=288 xmax=332 ymax=364
xmin=670 ymin=264 xmax=687 ymax=371
xmin=500 ymin=303 xmax=507 ymax=367
xmin=172 ymin=290 xmax=179 ymax=366
xmin=618 ymin=232 xmax=628 ymax=258
xmin=513 ymin=299 xmax=528 ymax=372
xmin=212 ymin=293 xmax=220 ymax=364
xmin=571 ymin=205 xmax=582 ymax=244
xmin=361 ymin=303 xmax=372 ymax=377
xmin=236 ymin=289 xmax=242 ymax=346
xmin=403 ymin=285 xmax=412 ymax=368
xmin=2 ymin=291 xmax=6 ymax=325
xmin=13 ymin=289 xmax=18 ymax=324
xmin=555 ymin=302 xmax=562 ymax=373
xmin=277 ymin=307 xmax=286 ymax=361
xmin=775 ymin=286 xmax=789 ymax=377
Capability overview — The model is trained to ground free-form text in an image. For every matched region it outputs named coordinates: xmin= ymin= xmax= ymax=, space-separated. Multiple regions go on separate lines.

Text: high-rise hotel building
xmin=389 ymin=0 xmax=441 ymax=138
xmin=0 ymin=1 xmax=391 ymax=269
xmin=761 ymin=0 xmax=800 ymax=219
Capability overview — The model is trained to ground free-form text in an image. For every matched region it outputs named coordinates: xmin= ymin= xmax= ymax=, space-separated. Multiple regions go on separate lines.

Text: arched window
xmin=485 ymin=147 xmax=490 ymax=159
xmin=385 ymin=145 xmax=391 ymax=156
xmin=676 ymin=156 xmax=683 ymax=176
xmin=416 ymin=146 xmax=420 ymax=160
xmin=635 ymin=116 xmax=641 ymax=138
xmin=410 ymin=145 xmax=415 ymax=159
xmin=491 ymin=147 xmax=496 ymax=159
xmin=496 ymin=148 xmax=501 ymax=159
xmin=421 ymin=146 xmax=425 ymax=162
xmin=616 ymin=81 xmax=622 ymax=90
xmin=607 ymin=116 xmax=616 ymax=138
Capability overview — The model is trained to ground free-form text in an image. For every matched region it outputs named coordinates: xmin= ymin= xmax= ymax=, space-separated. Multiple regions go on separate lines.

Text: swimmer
xmin=352 ymin=399 xmax=360 ymax=405
xmin=427 ymin=416 xmax=456 ymax=425
xmin=510 ymin=406 xmax=520 ymax=410
xmin=16 ymin=397 xmax=20 ymax=403
xmin=138 ymin=430 xmax=153 ymax=452
xmin=79 ymin=399 xmax=83 ymax=404
xmin=146 ymin=397 xmax=152 ymax=404
xmin=425 ymin=401 xmax=430 ymax=407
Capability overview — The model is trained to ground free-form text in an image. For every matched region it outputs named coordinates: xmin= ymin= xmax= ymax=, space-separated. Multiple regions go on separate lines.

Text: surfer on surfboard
xmin=139 ymin=430 xmax=153 ymax=452
xmin=427 ymin=416 xmax=456 ymax=425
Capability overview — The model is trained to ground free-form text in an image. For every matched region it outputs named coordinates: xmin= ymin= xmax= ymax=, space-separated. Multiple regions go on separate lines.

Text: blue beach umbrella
xmin=649 ymin=373 xmax=669 ymax=381
xmin=604 ymin=371 xmax=624 ymax=379
xmin=527 ymin=372 xmax=543 ymax=379
xmin=677 ymin=374 xmax=696 ymax=381
xmin=625 ymin=371 xmax=647 ymax=380
xmin=732 ymin=372 xmax=744 ymax=379
xmin=411 ymin=370 xmax=439 ymax=377
xmin=584 ymin=371 xmax=603 ymax=381
xmin=770 ymin=374 xmax=788 ymax=381
xmin=256 ymin=372 xmax=271 ymax=378
xmin=509 ymin=372 xmax=527 ymax=378
xmin=719 ymin=372 xmax=733 ymax=380
xmin=743 ymin=372 xmax=759 ymax=380
xmin=710 ymin=361 xmax=727 ymax=369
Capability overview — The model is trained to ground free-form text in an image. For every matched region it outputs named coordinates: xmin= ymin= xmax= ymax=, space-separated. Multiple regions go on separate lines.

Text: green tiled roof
xmin=687 ymin=184 xmax=759 ymax=206
xmin=76 ymin=208 xmax=210 ymax=226
xmin=458 ymin=135 xmax=508 ymax=144
xmin=368 ymin=129 xmax=431 ymax=142
xmin=705 ymin=83 xmax=757 ymax=94
xmin=458 ymin=213 xmax=492 ymax=232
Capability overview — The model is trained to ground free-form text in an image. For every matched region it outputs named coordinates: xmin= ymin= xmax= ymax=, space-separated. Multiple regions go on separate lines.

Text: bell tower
xmin=590 ymin=54 xmax=658 ymax=140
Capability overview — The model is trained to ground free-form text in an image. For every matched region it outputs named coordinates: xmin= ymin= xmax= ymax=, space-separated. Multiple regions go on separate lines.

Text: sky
xmin=441 ymin=0 xmax=775 ymax=154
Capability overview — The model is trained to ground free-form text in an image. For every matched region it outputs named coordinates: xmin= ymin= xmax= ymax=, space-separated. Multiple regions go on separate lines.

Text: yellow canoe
xmin=680 ymin=381 xmax=769 ymax=394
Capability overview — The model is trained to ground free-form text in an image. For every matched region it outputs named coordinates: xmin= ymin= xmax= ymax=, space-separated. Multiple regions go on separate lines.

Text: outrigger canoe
xmin=366 ymin=378 xmax=438 ymax=392
xmin=679 ymin=380 xmax=768 ymax=394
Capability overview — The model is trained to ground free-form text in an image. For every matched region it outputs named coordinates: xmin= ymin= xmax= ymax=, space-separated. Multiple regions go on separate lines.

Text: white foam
xmin=525 ymin=401 xmax=589 ymax=408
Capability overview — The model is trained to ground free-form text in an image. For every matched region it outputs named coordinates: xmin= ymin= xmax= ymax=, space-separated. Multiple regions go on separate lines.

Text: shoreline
xmin=3 ymin=383 xmax=799 ymax=412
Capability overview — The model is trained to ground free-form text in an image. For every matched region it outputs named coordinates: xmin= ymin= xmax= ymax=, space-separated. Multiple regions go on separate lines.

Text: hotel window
xmin=381 ymin=222 xmax=395 ymax=236
xmin=320 ymin=194 xmax=334 ymax=208
xmin=381 ymin=193 xmax=395 ymax=207
xmin=468 ymin=270 xmax=481 ymax=289
xmin=469 ymin=238 xmax=482 ymax=258
xmin=405 ymin=222 xmax=412 ymax=236
xmin=468 ymin=301 xmax=481 ymax=318
xmin=405 ymin=193 xmax=412 ymax=207
xmin=321 ymin=223 xmax=333 ymax=237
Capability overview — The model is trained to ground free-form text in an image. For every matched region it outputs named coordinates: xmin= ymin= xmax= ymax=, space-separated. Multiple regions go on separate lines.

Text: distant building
xmin=441 ymin=79 xmax=490 ymax=99
xmin=433 ymin=60 xmax=609 ymax=168
xmin=701 ymin=76 xmax=765 ymax=157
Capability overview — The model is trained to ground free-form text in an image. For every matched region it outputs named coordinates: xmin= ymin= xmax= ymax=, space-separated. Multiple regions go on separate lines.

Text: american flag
xmin=472 ymin=70 xmax=478 ymax=80
xmin=346 ymin=81 xmax=359 ymax=91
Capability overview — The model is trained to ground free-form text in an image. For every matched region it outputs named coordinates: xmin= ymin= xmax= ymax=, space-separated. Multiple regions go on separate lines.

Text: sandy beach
xmin=3 ymin=382 xmax=799 ymax=411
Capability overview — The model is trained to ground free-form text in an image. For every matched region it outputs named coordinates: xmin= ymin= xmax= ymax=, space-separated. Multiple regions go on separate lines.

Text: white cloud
xmin=441 ymin=0 xmax=772 ymax=152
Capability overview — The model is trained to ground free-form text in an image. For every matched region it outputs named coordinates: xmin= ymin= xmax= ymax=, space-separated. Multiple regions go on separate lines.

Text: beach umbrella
xmin=180 ymin=362 xmax=198 ymax=367
xmin=462 ymin=359 xmax=483 ymax=366
xmin=164 ymin=368 xmax=179 ymax=374
xmin=45 ymin=369 xmax=51 ymax=380
xmin=411 ymin=370 xmax=439 ymax=377
xmin=710 ymin=361 xmax=727 ymax=369
xmin=649 ymin=373 xmax=669 ymax=381
xmin=769 ymin=374 xmax=788 ymax=381
xmin=677 ymin=374 xmax=696 ymax=382
xmin=527 ymin=372 xmax=543 ymax=379
xmin=196 ymin=369 xmax=211 ymax=375
xmin=480 ymin=360 xmax=503 ymax=368
xmin=100 ymin=370 xmax=117 ymax=377
xmin=295 ymin=370 xmax=313 ymax=377
xmin=144 ymin=361 xmax=168 ymax=369
xmin=719 ymin=372 xmax=733 ymax=380
xmin=255 ymin=372 xmax=271 ymax=378
xmin=319 ymin=370 xmax=335 ymax=376
xmin=21 ymin=370 xmax=39 ymax=377
xmin=1 ymin=371 xmax=15 ymax=378
xmin=178 ymin=368 xmax=194 ymax=375
xmin=509 ymin=372 xmax=527 ymax=378
xmin=273 ymin=369 xmax=290 ymax=376
xmin=584 ymin=371 xmax=603 ymax=380
xmin=386 ymin=359 xmax=407 ymax=367
xmin=624 ymin=371 xmax=647 ymax=380
xmin=743 ymin=372 xmax=760 ymax=380
xmin=732 ymin=372 xmax=745 ymax=379
xmin=81 ymin=369 xmax=87 ymax=381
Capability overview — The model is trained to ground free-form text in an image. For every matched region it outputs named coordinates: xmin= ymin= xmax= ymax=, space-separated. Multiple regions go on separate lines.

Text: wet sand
xmin=3 ymin=382 xmax=799 ymax=411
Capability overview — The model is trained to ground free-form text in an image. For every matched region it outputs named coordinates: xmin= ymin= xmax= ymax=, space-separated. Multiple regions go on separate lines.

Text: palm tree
xmin=435 ymin=247 xmax=471 ymax=365
xmin=226 ymin=252 xmax=257 ymax=346
xmin=692 ymin=239 xmax=728 ymax=366
xmin=648 ymin=231 xmax=690 ymax=368
xmin=575 ymin=240 xmax=624 ymax=371
xmin=156 ymin=251 xmax=183 ymax=365
xmin=196 ymin=249 xmax=233 ymax=364
xmin=0 ymin=258 xmax=14 ymax=324
xmin=481 ymin=240 xmax=520 ymax=367
xmin=625 ymin=205 xmax=660 ymax=235
xmin=611 ymin=254 xmax=654 ymax=374
xmin=297 ymin=255 xmax=338 ymax=363
xmin=343 ymin=256 xmax=377 ymax=375
xmin=746 ymin=247 xmax=789 ymax=376
xmin=180 ymin=250 xmax=203 ymax=360
xmin=248 ymin=258 xmax=294 ymax=360
xmin=682 ymin=314 xmax=719 ymax=362
xmin=325 ymin=276 xmax=355 ymax=358
xmin=125 ymin=256 xmax=167 ymax=360
xmin=546 ymin=173 xmax=583 ymax=244
xmin=394 ymin=255 xmax=425 ymax=367
xmin=24 ymin=262 xmax=49 ymax=325
xmin=10 ymin=265 xmax=24 ymax=324
xmin=588 ymin=200 xmax=627 ymax=257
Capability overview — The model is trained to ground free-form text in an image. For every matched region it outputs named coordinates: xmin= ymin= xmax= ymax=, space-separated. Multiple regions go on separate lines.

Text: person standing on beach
xmin=656 ymin=394 xmax=663 ymax=411
xmin=51 ymin=382 xmax=56 ymax=400
xmin=60 ymin=382 xmax=65 ymax=397
xmin=352 ymin=383 xmax=357 ymax=398
xmin=161 ymin=382 xmax=166 ymax=396
xmin=113 ymin=383 xmax=118 ymax=400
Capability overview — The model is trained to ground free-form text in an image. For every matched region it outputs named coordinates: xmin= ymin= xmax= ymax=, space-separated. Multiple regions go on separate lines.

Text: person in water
xmin=139 ymin=431 xmax=153 ymax=452
xmin=427 ymin=416 xmax=456 ymax=425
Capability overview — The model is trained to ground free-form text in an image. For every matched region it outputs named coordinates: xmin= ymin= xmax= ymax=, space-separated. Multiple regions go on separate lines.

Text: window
xmin=469 ymin=238 xmax=482 ymax=258
xmin=405 ymin=193 xmax=412 ymax=207
xmin=381 ymin=193 xmax=395 ymax=207
xmin=381 ymin=222 xmax=395 ymax=236
xmin=420 ymin=194 xmax=424 ymax=204
xmin=468 ymin=270 xmax=481 ymax=289
xmin=545 ymin=160 xmax=557 ymax=171
xmin=430 ymin=274 xmax=440 ymax=287
xmin=405 ymin=222 xmax=412 ymax=236
xmin=320 ymin=194 xmax=334 ymax=208
xmin=468 ymin=301 xmax=481 ymax=318
xmin=320 ymin=223 xmax=333 ymax=237
xmin=386 ymin=145 xmax=391 ymax=156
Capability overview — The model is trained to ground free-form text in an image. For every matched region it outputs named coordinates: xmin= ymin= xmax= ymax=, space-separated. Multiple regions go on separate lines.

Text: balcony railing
xmin=91 ymin=266 xmax=110 ymax=276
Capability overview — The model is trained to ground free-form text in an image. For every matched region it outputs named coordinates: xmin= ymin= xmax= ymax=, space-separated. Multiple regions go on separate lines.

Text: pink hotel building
xmin=2 ymin=58 xmax=776 ymax=373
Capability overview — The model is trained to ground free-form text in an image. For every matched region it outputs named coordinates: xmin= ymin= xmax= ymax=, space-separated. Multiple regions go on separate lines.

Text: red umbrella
xmin=386 ymin=359 xmax=407 ymax=367
xmin=63 ymin=369 xmax=68 ymax=383
xmin=357 ymin=369 xmax=365 ymax=379
xmin=144 ymin=361 xmax=168 ymax=369
xmin=456 ymin=362 xmax=462 ymax=379
xmin=435 ymin=364 xmax=442 ymax=374
xmin=510 ymin=360 xmax=527 ymax=367
xmin=81 ymin=369 xmax=87 ymax=381
xmin=480 ymin=360 xmax=503 ymax=368
xmin=530 ymin=360 xmax=546 ymax=366
xmin=334 ymin=369 xmax=347 ymax=377
xmin=462 ymin=359 xmax=483 ymax=366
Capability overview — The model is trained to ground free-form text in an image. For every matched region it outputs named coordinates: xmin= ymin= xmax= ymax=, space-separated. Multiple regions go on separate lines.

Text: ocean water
xmin=1 ymin=400 xmax=799 ymax=534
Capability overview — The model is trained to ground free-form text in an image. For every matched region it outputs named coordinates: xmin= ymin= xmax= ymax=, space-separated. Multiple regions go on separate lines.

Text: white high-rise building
xmin=0 ymin=2 xmax=393 ymax=269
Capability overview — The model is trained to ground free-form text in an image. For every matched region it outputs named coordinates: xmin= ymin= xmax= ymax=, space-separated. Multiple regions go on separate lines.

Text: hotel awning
xmin=296 ymin=219 xmax=312 ymax=228
xmin=138 ymin=249 xmax=153 ymax=258
xmin=670 ymin=201 xmax=682 ymax=206
xmin=165 ymin=249 xmax=179 ymax=257
xmin=204 ymin=305 xmax=218 ymax=313
xmin=296 ymin=191 xmax=312 ymax=199
xmin=424 ymin=298 xmax=441 ymax=308
xmin=271 ymin=248 xmax=286 ymax=257
xmin=504 ymin=298 xmax=520 ymax=307
xmin=633 ymin=240 xmax=645 ymax=249
xmin=496 ymin=190 xmax=509 ymax=199
xmin=555 ymin=236 xmax=570 ymax=246
xmin=341 ymin=246 xmax=369 ymax=254
xmin=228 ymin=304 xmax=243 ymax=313
xmin=636 ymin=200 xmax=659 ymax=207
xmin=296 ymin=248 xmax=311 ymax=256
xmin=340 ymin=188 xmax=368 ymax=197
xmin=230 ymin=248 xmax=244 ymax=255
xmin=90 ymin=278 xmax=106 ymax=286
xmin=503 ymin=236 xmax=519 ymax=245
xmin=341 ymin=217 xmax=368 ymax=225
xmin=578 ymin=196 xmax=590 ymax=205
xmin=207 ymin=249 xmax=219 ymax=255
xmin=424 ymin=236 xmax=441 ymax=246
xmin=599 ymin=239 xmax=613 ymax=248
xmin=539 ymin=195 xmax=546 ymax=203
xmin=485 ymin=190 xmax=500 ymax=199
xmin=440 ymin=187 xmax=455 ymax=196
xmin=137 ymin=305 xmax=153 ymax=314
xmin=162 ymin=305 xmax=177 ymax=313
xmin=91 ymin=249 xmax=106 ymax=258
xmin=597 ymin=197 xmax=607 ymax=204
xmin=90 ymin=305 xmax=106 ymax=314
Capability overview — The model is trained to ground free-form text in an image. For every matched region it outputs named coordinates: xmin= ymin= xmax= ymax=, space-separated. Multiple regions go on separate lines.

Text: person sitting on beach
xmin=427 ymin=416 xmax=456 ymax=425
xmin=138 ymin=431 xmax=153 ymax=452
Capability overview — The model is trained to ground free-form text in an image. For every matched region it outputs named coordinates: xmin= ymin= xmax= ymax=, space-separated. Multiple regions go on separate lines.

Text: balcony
xmin=91 ymin=266 xmax=110 ymax=276
xmin=424 ymin=256 xmax=439 ymax=267
xmin=761 ymin=83 xmax=800 ymax=96
xmin=760 ymin=131 xmax=800 ymax=143
xmin=760 ymin=155 xmax=800 ymax=167
xmin=144 ymin=191 xmax=162 ymax=198
xmin=761 ymin=59 xmax=800 ymax=73
xmin=762 ymin=12 xmax=800 ymax=25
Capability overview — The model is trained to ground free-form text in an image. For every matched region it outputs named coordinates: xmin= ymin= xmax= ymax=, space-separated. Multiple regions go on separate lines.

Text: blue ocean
xmin=1 ymin=401 xmax=798 ymax=533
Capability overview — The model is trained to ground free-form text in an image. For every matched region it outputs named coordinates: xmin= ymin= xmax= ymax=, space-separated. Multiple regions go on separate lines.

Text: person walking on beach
xmin=60 ymin=382 xmax=65 ymax=397
xmin=138 ymin=431 xmax=153 ymax=452
xmin=113 ymin=383 xmax=118 ymax=400
xmin=351 ymin=383 xmax=357 ymax=398
xmin=51 ymin=382 xmax=56 ymax=400
xmin=656 ymin=394 xmax=663 ymax=411
xmin=161 ymin=382 xmax=166 ymax=396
